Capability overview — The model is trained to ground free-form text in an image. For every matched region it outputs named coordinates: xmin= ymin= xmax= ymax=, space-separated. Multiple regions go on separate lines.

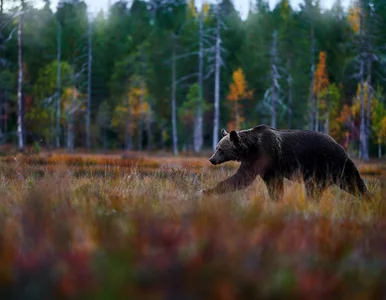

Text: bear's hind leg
xmin=305 ymin=180 xmax=328 ymax=202
xmin=263 ymin=175 xmax=284 ymax=201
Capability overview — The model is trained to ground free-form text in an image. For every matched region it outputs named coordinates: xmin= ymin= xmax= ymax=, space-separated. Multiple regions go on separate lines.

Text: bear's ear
xmin=229 ymin=130 xmax=240 ymax=144
xmin=221 ymin=129 xmax=228 ymax=137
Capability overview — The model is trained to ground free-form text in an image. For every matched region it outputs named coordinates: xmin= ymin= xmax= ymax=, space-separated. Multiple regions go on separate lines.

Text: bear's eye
xmin=218 ymin=149 xmax=223 ymax=154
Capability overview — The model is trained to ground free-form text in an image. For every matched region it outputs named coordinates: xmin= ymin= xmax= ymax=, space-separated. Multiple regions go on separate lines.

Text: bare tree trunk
xmin=366 ymin=60 xmax=372 ymax=148
xmin=67 ymin=74 xmax=76 ymax=152
xmin=212 ymin=5 xmax=221 ymax=150
xmin=4 ymin=91 xmax=7 ymax=143
xmin=235 ymin=102 xmax=239 ymax=131
xmin=315 ymin=96 xmax=319 ymax=131
xmin=67 ymin=113 xmax=74 ymax=152
xmin=125 ymin=95 xmax=132 ymax=150
xmin=194 ymin=11 xmax=204 ymax=153
xmin=308 ymin=26 xmax=316 ymax=131
xmin=137 ymin=80 xmax=144 ymax=151
xmin=1 ymin=0 xmax=3 ymax=14
xmin=17 ymin=2 xmax=24 ymax=151
xmin=359 ymin=73 xmax=367 ymax=160
xmin=161 ymin=119 xmax=166 ymax=150
xmin=0 ymin=92 xmax=3 ymax=142
xmin=51 ymin=106 xmax=55 ymax=147
xmin=56 ymin=22 xmax=62 ymax=148
xmin=171 ymin=36 xmax=178 ymax=155
xmin=270 ymin=30 xmax=278 ymax=129
xmin=146 ymin=112 xmax=152 ymax=151
xmin=359 ymin=0 xmax=369 ymax=161
xmin=324 ymin=109 xmax=329 ymax=135
xmin=286 ymin=59 xmax=293 ymax=129
xmin=378 ymin=142 xmax=381 ymax=159
xmin=103 ymin=127 xmax=107 ymax=151
xmin=86 ymin=17 xmax=92 ymax=150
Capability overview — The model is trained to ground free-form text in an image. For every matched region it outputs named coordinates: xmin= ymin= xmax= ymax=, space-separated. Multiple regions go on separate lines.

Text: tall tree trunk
xmin=0 ymin=92 xmax=4 ymax=143
xmin=315 ymin=96 xmax=319 ymax=131
xmin=0 ymin=92 xmax=3 ymax=142
xmin=125 ymin=95 xmax=132 ymax=150
xmin=308 ymin=26 xmax=316 ymax=131
xmin=366 ymin=60 xmax=372 ymax=148
xmin=4 ymin=91 xmax=7 ymax=143
xmin=161 ymin=119 xmax=166 ymax=151
xmin=103 ymin=127 xmax=107 ymax=151
xmin=137 ymin=79 xmax=144 ymax=151
xmin=17 ymin=2 xmax=24 ymax=151
xmin=1 ymin=0 xmax=3 ymax=14
xmin=286 ymin=59 xmax=292 ymax=129
xmin=270 ymin=30 xmax=278 ymax=129
xmin=194 ymin=11 xmax=204 ymax=153
xmin=324 ymin=109 xmax=329 ymax=135
xmin=67 ymin=74 xmax=76 ymax=152
xmin=359 ymin=0 xmax=369 ymax=161
xmin=212 ymin=5 xmax=221 ymax=150
xmin=378 ymin=142 xmax=381 ymax=159
xmin=235 ymin=102 xmax=240 ymax=131
xmin=171 ymin=36 xmax=178 ymax=155
xmin=56 ymin=22 xmax=62 ymax=148
xmin=146 ymin=111 xmax=152 ymax=151
xmin=51 ymin=106 xmax=55 ymax=147
xmin=86 ymin=17 xmax=92 ymax=150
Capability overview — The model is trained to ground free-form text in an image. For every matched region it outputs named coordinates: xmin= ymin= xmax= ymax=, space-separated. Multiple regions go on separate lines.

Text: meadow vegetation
xmin=0 ymin=152 xmax=385 ymax=299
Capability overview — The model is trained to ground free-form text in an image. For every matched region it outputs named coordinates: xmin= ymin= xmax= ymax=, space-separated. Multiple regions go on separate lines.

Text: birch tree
xmin=270 ymin=30 xmax=279 ymax=128
xmin=193 ymin=6 xmax=204 ymax=153
xmin=171 ymin=34 xmax=178 ymax=155
xmin=308 ymin=26 xmax=316 ymax=131
xmin=350 ymin=0 xmax=369 ymax=161
xmin=17 ymin=0 xmax=25 ymax=151
xmin=86 ymin=15 xmax=92 ymax=150
xmin=313 ymin=51 xmax=329 ymax=132
xmin=212 ymin=3 xmax=221 ymax=150
xmin=56 ymin=21 xmax=61 ymax=148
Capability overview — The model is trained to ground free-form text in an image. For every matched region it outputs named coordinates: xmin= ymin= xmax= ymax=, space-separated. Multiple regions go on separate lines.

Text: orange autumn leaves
xmin=314 ymin=51 xmax=329 ymax=97
xmin=227 ymin=68 xmax=253 ymax=131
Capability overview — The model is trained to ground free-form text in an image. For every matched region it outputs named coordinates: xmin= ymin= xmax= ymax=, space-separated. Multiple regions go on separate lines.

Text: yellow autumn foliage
xmin=227 ymin=68 xmax=252 ymax=102
xmin=348 ymin=5 xmax=360 ymax=33
xmin=188 ymin=0 xmax=197 ymax=17
xmin=227 ymin=68 xmax=253 ymax=131
xmin=351 ymin=83 xmax=376 ymax=119
xmin=62 ymin=87 xmax=86 ymax=112
xmin=379 ymin=117 xmax=386 ymax=143
xmin=314 ymin=51 xmax=329 ymax=96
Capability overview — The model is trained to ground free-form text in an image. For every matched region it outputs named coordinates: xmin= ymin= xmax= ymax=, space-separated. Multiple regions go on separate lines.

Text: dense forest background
xmin=0 ymin=0 xmax=386 ymax=160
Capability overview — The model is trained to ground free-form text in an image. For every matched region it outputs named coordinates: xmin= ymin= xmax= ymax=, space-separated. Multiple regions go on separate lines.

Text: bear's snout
xmin=209 ymin=157 xmax=217 ymax=165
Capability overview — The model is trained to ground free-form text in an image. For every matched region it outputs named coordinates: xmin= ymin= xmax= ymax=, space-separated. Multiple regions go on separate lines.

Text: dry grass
xmin=0 ymin=153 xmax=385 ymax=299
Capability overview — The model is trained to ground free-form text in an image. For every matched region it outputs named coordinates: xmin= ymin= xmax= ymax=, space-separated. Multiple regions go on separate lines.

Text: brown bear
xmin=202 ymin=125 xmax=371 ymax=201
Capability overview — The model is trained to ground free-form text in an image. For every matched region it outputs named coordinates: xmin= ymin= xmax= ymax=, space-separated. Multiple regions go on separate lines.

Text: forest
xmin=2 ymin=1 xmax=386 ymax=298
xmin=0 ymin=0 xmax=386 ymax=160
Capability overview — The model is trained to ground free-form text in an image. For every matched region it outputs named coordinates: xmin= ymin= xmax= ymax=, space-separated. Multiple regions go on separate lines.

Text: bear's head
xmin=209 ymin=129 xmax=243 ymax=165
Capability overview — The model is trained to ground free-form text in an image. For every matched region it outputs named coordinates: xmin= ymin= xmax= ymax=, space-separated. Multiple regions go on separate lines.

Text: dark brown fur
xmin=204 ymin=125 xmax=371 ymax=201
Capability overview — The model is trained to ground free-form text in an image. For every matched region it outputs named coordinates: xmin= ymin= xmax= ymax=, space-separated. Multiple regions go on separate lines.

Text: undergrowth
xmin=0 ymin=155 xmax=385 ymax=299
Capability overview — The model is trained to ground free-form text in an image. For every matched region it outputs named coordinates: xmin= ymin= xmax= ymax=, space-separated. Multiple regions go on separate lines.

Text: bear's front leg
xmin=263 ymin=174 xmax=284 ymax=201
xmin=201 ymin=162 xmax=258 ymax=195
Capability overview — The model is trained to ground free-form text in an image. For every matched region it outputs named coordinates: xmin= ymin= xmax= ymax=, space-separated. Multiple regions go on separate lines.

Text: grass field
xmin=0 ymin=151 xmax=386 ymax=299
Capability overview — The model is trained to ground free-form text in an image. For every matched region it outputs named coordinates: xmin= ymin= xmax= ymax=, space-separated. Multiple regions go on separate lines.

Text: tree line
xmin=0 ymin=0 xmax=386 ymax=160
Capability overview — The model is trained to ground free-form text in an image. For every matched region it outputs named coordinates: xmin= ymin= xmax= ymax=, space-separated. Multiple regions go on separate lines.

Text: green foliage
xmin=179 ymin=83 xmax=210 ymax=124
xmin=0 ymin=0 xmax=386 ymax=155
xmin=33 ymin=60 xmax=72 ymax=101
